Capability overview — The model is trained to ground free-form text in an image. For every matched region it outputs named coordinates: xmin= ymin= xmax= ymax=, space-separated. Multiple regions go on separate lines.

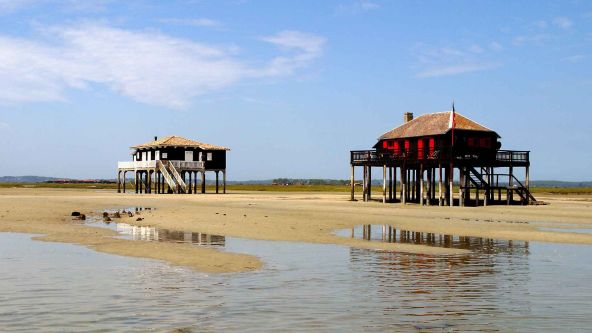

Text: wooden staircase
xmin=463 ymin=166 xmax=537 ymax=205
xmin=157 ymin=160 xmax=186 ymax=193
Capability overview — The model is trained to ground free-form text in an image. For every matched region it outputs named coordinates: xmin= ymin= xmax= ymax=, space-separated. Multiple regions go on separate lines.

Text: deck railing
xmin=351 ymin=149 xmax=529 ymax=165
xmin=495 ymin=150 xmax=529 ymax=163
xmin=118 ymin=160 xmax=204 ymax=170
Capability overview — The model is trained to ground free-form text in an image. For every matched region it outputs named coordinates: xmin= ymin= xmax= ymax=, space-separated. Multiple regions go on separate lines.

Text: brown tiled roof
xmin=131 ymin=136 xmax=230 ymax=150
xmin=378 ymin=111 xmax=499 ymax=140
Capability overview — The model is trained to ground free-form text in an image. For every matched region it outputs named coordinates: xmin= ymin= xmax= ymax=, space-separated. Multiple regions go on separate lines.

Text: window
xmin=162 ymin=152 xmax=168 ymax=159
xmin=417 ymin=139 xmax=424 ymax=159
xmin=185 ymin=150 xmax=194 ymax=162
xmin=207 ymin=152 xmax=213 ymax=161
xmin=480 ymin=137 xmax=491 ymax=148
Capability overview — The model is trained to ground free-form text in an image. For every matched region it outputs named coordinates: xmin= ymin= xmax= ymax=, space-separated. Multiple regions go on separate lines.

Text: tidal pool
xmin=1 ymin=219 xmax=592 ymax=332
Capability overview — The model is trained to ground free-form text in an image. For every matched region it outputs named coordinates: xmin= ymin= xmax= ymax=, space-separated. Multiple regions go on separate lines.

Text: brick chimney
xmin=154 ymin=136 xmax=158 ymax=141
xmin=403 ymin=112 xmax=414 ymax=123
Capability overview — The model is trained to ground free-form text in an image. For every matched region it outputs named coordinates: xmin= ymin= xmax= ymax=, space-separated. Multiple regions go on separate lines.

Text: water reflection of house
xmin=115 ymin=223 xmax=225 ymax=246
xmin=355 ymin=224 xmax=529 ymax=255
xmin=347 ymin=234 xmax=530 ymax=331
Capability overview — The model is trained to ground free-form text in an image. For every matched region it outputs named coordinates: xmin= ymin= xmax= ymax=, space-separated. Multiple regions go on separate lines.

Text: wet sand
xmin=1 ymin=188 xmax=591 ymax=273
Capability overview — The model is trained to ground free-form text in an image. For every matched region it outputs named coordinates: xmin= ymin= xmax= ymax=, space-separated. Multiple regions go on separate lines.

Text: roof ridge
xmin=377 ymin=110 xmax=497 ymax=140
xmin=130 ymin=135 xmax=230 ymax=150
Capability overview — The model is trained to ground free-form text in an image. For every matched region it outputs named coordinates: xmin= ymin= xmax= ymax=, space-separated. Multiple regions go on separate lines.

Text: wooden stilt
xmin=223 ymin=170 xmax=226 ymax=194
xmin=117 ymin=171 xmax=121 ymax=193
xmin=382 ymin=165 xmax=387 ymax=204
xmin=362 ymin=166 xmax=367 ymax=202
xmin=484 ymin=169 xmax=488 ymax=206
xmin=419 ymin=166 xmax=424 ymax=206
xmin=388 ymin=166 xmax=393 ymax=202
xmin=459 ymin=167 xmax=464 ymax=207
xmin=525 ymin=166 xmax=530 ymax=204
xmin=201 ymin=171 xmax=206 ymax=194
xmin=400 ymin=167 xmax=406 ymax=205
xmin=368 ymin=167 xmax=372 ymax=201
xmin=426 ymin=168 xmax=434 ymax=206
xmin=438 ymin=163 xmax=443 ymax=206
xmin=123 ymin=171 xmax=126 ymax=193
xmin=411 ymin=169 xmax=415 ymax=202
xmin=135 ymin=171 xmax=139 ymax=193
xmin=215 ymin=171 xmax=219 ymax=194
xmin=149 ymin=171 xmax=153 ymax=193
xmin=406 ymin=169 xmax=411 ymax=202
xmin=187 ymin=172 xmax=191 ymax=194
xmin=350 ymin=165 xmax=355 ymax=201
xmin=415 ymin=169 xmax=420 ymax=203
xmin=449 ymin=164 xmax=454 ymax=207
xmin=508 ymin=166 xmax=514 ymax=205
xmin=393 ymin=167 xmax=397 ymax=201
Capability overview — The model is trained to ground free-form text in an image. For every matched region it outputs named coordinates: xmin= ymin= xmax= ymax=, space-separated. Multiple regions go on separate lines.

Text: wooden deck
xmin=349 ymin=149 xmax=535 ymax=206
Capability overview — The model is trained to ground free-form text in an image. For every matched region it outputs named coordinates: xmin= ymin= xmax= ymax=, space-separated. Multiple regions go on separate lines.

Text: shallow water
xmin=538 ymin=227 xmax=592 ymax=235
xmin=2 ymin=220 xmax=592 ymax=332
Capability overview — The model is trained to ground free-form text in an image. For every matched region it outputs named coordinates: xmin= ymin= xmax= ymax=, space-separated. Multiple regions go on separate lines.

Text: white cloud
xmin=534 ymin=20 xmax=548 ymax=29
xmin=553 ymin=16 xmax=573 ymax=29
xmin=414 ymin=43 xmax=497 ymax=78
xmin=0 ymin=121 xmax=10 ymax=132
xmin=562 ymin=54 xmax=587 ymax=63
xmin=335 ymin=1 xmax=380 ymax=15
xmin=159 ymin=18 xmax=222 ymax=28
xmin=416 ymin=63 xmax=496 ymax=78
xmin=468 ymin=44 xmax=484 ymax=54
xmin=0 ymin=0 xmax=36 ymax=13
xmin=259 ymin=30 xmax=326 ymax=76
xmin=512 ymin=33 xmax=551 ymax=46
xmin=0 ymin=0 xmax=112 ymax=14
xmin=488 ymin=41 xmax=503 ymax=51
xmin=0 ymin=24 xmax=325 ymax=108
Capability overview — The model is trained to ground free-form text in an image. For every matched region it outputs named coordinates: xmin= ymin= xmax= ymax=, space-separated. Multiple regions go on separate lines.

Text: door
xmin=185 ymin=150 xmax=194 ymax=162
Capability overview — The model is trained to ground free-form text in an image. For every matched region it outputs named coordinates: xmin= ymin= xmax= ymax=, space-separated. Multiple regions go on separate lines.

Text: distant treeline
xmin=272 ymin=178 xmax=350 ymax=185
xmin=1 ymin=176 xmax=592 ymax=188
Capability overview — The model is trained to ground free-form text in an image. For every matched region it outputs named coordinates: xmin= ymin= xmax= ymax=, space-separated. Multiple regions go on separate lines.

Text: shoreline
xmin=1 ymin=188 xmax=592 ymax=273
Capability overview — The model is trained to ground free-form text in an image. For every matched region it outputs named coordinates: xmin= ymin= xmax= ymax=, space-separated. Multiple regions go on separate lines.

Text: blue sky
xmin=0 ymin=0 xmax=590 ymax=180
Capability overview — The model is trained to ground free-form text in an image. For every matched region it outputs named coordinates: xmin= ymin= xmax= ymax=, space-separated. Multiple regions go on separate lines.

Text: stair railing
xmin=157 ymin=160 xmax=178 ymax=193
xmin=166 ymin=161 xmax=187 ymax=193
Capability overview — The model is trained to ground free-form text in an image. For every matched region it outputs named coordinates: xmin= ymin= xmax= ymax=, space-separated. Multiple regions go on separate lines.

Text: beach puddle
xmin=336 ymin=224 xmax=528 ymax=254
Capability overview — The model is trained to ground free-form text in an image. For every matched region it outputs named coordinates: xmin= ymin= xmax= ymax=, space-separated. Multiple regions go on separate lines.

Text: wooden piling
xmin=350 ymin=165 xmax=355 ymax=201
xmin=382 ymin=165 xmax=387 ymax=204
xmin=215 ymin=171 xmax=219 ymax=194
xmin=438 ymin=163 xmax=443 ymax=206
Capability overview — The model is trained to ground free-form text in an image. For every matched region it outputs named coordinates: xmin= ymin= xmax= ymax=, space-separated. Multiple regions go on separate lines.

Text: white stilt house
xmin=117 ymin=136 xmax=229 ymax=194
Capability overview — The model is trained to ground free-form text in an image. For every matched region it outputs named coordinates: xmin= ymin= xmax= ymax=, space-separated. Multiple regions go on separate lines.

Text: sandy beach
xmin=1 ymin=187 xmax=591 ymax=273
